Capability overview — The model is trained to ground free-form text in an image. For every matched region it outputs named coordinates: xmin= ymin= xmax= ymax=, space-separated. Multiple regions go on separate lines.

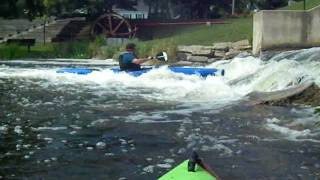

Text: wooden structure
xmin=6 ymin=39 xmax=35 ymax=52
xmin=91 ymin=13 xmax=137 ymax=38
xmin=91 ymin=12 xmax=227 ymax=39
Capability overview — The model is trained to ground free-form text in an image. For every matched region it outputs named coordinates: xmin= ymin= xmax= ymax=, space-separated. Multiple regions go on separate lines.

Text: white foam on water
xmin=1 ymin=48 xmax=320 ymax=106
xmin=32 ymin=126 xmax=68 ymax=131
xmin=209 ymin=56 xmax=263 ymax=81
xmin=265 ymin=117 xmax=320 ymax=142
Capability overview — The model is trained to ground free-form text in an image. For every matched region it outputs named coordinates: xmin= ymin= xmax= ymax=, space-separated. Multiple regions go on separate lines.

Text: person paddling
xmin=119 ymin=43 xmax=154 ymax=71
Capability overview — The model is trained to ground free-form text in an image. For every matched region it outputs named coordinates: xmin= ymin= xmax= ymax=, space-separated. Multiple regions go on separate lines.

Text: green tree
xmin=25 ymin=0 xmax=45 ymax=20
xmin=0 ymin=0 xmax=19 ymax=18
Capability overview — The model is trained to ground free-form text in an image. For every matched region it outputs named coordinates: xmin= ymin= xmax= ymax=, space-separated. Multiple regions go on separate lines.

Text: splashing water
xmin=1 ymin=48 xmax=319 ymax=102
xmin=0 ymin=48 xmax=320 ymax=179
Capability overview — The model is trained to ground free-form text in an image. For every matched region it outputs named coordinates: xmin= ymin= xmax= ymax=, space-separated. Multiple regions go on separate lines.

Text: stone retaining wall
xmin=176 ymin=39 xmax=251 ymax=65
xmin=253 ymin=5 xmax=320 ymax=54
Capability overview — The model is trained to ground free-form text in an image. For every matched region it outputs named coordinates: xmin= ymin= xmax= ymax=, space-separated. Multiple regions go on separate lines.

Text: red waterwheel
xmin=91 ymin=13 xmax=136 ymax=38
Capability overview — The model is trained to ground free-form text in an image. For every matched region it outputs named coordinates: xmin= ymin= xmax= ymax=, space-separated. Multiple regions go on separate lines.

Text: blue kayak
xmin=56 ymin=67 xmax=225 ymax=77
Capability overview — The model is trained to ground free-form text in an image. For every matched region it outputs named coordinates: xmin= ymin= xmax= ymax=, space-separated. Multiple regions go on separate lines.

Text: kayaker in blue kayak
xmin=119 ymin=43 xmax=153 ymax=71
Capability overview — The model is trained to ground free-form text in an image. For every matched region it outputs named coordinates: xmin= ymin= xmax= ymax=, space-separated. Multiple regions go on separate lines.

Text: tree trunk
xmin=167 ymin=0 xmax=174 ymax=19
xmin=43 ymin=19 xmax=46 ymax=45
xmin=232 ymin=0 xmax=235 ymax=15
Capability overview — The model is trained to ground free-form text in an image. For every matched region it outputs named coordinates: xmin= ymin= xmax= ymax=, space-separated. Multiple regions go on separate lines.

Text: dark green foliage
xmin=0 ymin=43 xmax=28 ymax=59
xmin=89 ymin=35 xmax=107 ymax=57
xmin=0 ymin=0 xmax=19 ymax=18
xmin=0 ymin=41 xmax=92 ymax=60
xmin=25 ymin=0 xmax=46 ymax=20
xmin=52 ymin=41 xmax=91 ymax=59
xmin=255 ymin=0 xmax=288 ymax=9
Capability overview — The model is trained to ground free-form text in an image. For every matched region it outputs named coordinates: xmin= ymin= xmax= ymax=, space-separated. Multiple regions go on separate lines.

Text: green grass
xmin=0 ymin=42 xmax=92 ymax=59
xmin=0 ymin=44 xmax=30 ymax=59
xmin=281 ymin=0 xmax=320 ymax=10
xmin=148 ymin=17 xmax=252 ymax=46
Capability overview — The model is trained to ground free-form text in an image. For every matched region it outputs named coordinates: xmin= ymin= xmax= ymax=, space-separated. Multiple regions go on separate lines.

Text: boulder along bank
xmin=175 ymin=39 xmax=252 ymax=66
xmin=246 ymin=82 xmax=320 ymax=107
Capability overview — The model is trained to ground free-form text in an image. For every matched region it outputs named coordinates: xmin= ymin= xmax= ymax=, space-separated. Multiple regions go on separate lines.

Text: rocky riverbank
xmin=174 ymin=42 xmax=320 ymax=108
xmin=174 ymin=39 xmax=252 ymax=66
xmin=246 ymin=82 xmax=320 ymax=107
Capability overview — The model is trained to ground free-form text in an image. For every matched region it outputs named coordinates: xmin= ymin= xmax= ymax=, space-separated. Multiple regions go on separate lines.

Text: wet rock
xmin=176 ymin=52 xmax=192 ymax=61
xmin=225 ymin=49 xmax=241 ymax=59
xmin=177 ymin=45 xmax=213 ymax=56
xmin=214 ymin=50 xmax=226 ymax=58
xmin=246 ymin=82 xmax=320 ymax=107
xmin=188 ymin=55 xmax=209 ymax=62
xmin=208 ymin=58 xmax=222 ymax=63
xmin=232 ymin=39 xmax=251 ymax=50
xmin=172 ymin=61 xmax=193 ymax=66
xmin=175 ymin=40 xmax=253 ymax=65
xmin=213 ymin=42 xmax=232 ymax=51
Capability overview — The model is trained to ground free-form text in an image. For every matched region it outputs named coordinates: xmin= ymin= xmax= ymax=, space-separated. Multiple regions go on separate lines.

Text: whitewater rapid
xmin=1 ymin=47 xmax=319 ymax=104
xmin=1 ymin=48 xmax=320 ymax=179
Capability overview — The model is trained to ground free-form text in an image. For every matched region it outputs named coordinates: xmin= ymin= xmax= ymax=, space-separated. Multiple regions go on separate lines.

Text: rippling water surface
xmin=1 ymin=48 xmax=320 ymax=179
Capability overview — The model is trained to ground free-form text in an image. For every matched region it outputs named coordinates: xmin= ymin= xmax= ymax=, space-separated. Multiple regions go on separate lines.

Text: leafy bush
xmin=0 ymin=43 xmax=29 ymax=59
xmin=53 ymin=41 xmax=91 ymax=58
xmin=89 ymin=35 xmax=107 ymax=57
xmin=98 ymin=45 xmax=122 ymax=59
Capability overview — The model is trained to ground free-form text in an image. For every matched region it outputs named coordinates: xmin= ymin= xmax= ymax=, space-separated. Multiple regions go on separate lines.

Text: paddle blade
xmin=156 ymin=52 xmax=168 ymax=61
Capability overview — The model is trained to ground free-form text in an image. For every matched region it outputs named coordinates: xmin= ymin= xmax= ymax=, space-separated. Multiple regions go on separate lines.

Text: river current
xmin=0 ymin=48 xmax=320 ymax=179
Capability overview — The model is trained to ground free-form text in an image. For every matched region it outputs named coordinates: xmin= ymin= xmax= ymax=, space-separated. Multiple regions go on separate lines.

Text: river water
xmin=0 ymin=48 xmax=320 ymax=179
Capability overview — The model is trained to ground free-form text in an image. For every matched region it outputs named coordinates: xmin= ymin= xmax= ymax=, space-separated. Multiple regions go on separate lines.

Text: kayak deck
xmin=159 ymin=160 xmax=217 ymax=180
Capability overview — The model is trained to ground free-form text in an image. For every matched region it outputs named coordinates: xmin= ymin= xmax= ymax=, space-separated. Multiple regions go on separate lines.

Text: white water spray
xmin=0 ymin=48 xmax=319 ymax=104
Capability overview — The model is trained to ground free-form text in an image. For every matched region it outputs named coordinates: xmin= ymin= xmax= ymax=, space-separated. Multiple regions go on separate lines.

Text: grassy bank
xmin=0 ymin=39 xmax=178 ymax=60
xmin=150 ymin=17 xmax=252 ymax=45
xmin=281 ymin=0 xmax=320 ymax=10
xmin=0 ymin=42 xmax=91 ymax=59
xmin=0 ymin=16 xmax=252 ymax=60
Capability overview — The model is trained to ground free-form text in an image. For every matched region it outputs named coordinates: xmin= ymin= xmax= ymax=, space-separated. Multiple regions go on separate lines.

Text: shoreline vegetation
xmin=281 ymin=0 xmax=320 ymax=10
xmin=1 ymin=1 xmax=320 ymax=60
xmin=0 ymin=17 xmax=252 ymax=60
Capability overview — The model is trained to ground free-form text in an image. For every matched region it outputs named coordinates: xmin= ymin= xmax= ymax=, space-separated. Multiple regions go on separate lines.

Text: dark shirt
xmin=119 ymin=51 xmax=141 ymax=71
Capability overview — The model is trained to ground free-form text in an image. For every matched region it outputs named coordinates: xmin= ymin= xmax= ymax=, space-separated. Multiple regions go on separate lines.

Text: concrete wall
xmin=309 ymin=6 xmax=320 ymax=44
xmin=253 ymin=5 xmax=320 ymax=54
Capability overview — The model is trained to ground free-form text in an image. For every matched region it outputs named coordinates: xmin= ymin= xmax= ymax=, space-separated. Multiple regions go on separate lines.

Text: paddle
xmin=152 ymin=51 xmax=168 ymax=62
xmin=188 ymin=151 xmax=221 ymax=180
